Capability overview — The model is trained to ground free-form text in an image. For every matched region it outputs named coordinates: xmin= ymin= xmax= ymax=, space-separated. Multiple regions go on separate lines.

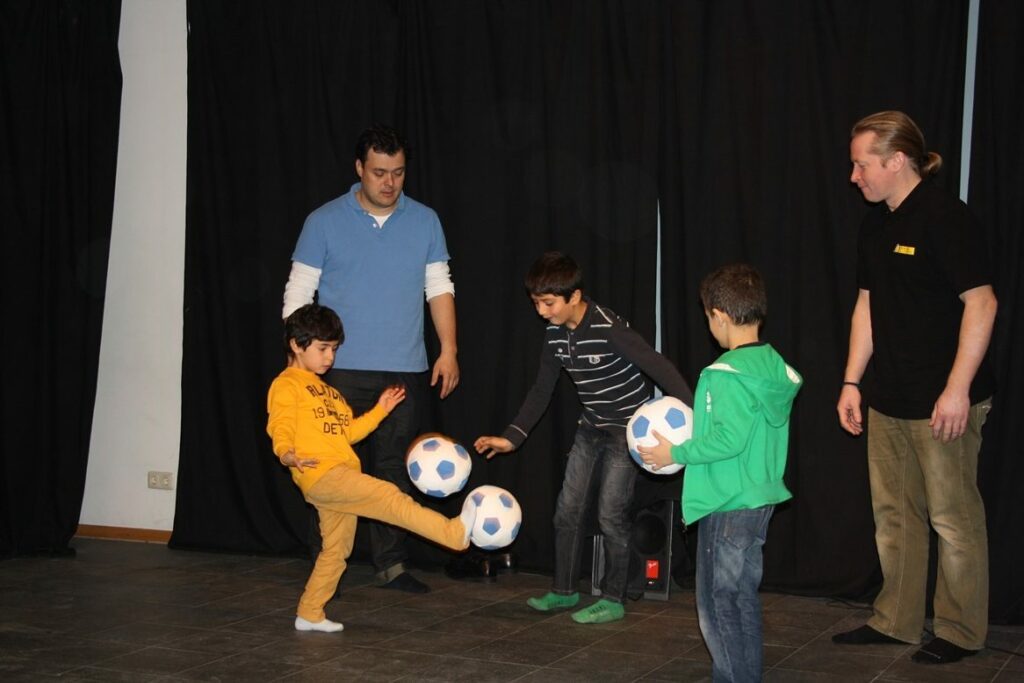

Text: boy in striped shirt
xmin=475 ymin=252 xmax=692 ymax=623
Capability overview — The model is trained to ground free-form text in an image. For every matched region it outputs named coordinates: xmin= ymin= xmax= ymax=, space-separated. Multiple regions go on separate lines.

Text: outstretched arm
xmin=376 ymin=384 xmax=407 ymax=413
xmin=346 ymin=387 xmax=405 ymax=444
xmin=474 ymin=436 xmax=514 ymax=460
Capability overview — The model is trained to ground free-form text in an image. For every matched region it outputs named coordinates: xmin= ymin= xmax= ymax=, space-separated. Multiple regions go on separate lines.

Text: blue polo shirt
xmin=293 ymin=183 xmax=450 ymax=372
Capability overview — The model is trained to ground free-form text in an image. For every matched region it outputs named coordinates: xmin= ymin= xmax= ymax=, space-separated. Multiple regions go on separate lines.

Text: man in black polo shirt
xmin=832 ymin=111 xmax=997 ymax=665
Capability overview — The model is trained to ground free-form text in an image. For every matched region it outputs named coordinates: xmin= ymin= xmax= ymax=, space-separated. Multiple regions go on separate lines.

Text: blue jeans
xmin=325 ymin=369 xmax=427 ymax=581
xmin=696 ymin=506 xmax=774 ymax=683
xmin=552 ymin=422 xmax=637 ymax=603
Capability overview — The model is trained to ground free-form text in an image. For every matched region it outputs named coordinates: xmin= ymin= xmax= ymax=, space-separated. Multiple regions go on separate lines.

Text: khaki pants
xmin=297 ymin=465 xmax=468 ymax=623
xmin=866 ymin=399 xmax=991 ymax=649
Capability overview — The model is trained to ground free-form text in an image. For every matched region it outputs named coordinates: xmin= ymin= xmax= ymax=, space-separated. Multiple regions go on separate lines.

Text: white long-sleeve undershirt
xmin=281 ymin=260 xmax=454 ymax=319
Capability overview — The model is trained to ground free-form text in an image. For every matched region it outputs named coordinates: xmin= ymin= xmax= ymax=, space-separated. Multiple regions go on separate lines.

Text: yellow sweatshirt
xmin=266 ymin=366 xmax=388 ymax=493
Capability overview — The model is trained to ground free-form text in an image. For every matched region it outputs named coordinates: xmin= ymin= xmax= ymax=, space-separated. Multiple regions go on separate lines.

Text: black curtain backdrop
xmin=970 ymin=0 xmax=1024 ymax=624
xmin=0 ymin=0 xmax=122 ymax=557
xmin=174 ymin=0 xmax=663 ymax=558
xmin=658 ymin=2 xmax=971 ymax=599
xmin=174 ymin=0 xmax=1024 ymax=622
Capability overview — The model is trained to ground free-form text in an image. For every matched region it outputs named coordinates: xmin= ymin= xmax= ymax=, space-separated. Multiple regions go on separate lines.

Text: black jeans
xmin=319 ymin=368 xmax=427 ymax=581
xmin=553 ymin=422 xmax=637 ymax=603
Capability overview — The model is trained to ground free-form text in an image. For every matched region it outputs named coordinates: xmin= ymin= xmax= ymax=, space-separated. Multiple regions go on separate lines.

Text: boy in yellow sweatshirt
xmin=267 ymin=304 xmax=475 ymax=632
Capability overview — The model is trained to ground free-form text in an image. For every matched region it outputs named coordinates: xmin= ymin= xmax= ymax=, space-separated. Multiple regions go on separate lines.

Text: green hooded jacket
xmin=672 ymin=342 xmax=802 ymax=524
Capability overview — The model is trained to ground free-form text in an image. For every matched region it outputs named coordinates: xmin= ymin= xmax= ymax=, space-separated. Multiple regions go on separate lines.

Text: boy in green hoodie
xmin=639 ymin=263 xmax=801 ymax=683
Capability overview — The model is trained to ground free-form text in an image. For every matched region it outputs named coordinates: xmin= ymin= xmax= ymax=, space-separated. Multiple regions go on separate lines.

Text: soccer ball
xmin=406 ymin=433 xmax=472 ymax=498
xmin=626 ymin=396 xmax=693 ymax=475
xmin=465 ymin=485 xmax=522 ymax=550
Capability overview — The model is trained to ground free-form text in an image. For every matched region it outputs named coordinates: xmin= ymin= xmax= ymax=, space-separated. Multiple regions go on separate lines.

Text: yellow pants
xmin=297 ymin=464 xmax=468 ymax=622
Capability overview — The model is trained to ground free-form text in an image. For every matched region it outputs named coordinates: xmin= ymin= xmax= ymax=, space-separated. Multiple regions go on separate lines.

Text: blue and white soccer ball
xmin=626 ymin=396 xmax=693 ymax=475
xmin=465 ymin=485 xmax=522 ymax=550
xmin=406 ymin=433 xmax=472 ymax=498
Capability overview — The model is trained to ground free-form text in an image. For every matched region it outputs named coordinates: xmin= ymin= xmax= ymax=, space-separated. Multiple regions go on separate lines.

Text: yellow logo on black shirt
xmin=893 ymin=243 xmax=916 ymax=256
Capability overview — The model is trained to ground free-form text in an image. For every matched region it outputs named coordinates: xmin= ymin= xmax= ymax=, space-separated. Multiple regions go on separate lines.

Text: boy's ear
xmin=710 ymin=308 xmax=729 ymax=326
xmin=288 ymin=338 xmax=302 ymax=354
xmin=568 ymin=289 xmax=583 ymax=305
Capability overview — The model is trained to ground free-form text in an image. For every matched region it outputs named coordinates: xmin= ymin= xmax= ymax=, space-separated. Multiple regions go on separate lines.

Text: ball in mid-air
xmin=406 ymin=433 xmax=472 ymax=497
xmin=465 ymin=485 xmax=522 ymax=550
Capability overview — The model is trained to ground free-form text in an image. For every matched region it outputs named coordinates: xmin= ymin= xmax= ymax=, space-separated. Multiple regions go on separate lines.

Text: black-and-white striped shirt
xmin=502 ymin=299 xmax=693 ymax=448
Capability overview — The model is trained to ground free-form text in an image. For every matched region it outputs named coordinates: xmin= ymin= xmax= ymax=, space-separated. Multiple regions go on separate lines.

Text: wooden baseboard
xmin=76 ymin=525 xmax=171 ymax=544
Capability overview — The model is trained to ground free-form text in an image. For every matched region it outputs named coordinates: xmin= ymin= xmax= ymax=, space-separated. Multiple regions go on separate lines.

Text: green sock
xmin=571 ymin=599 xmax=625 ymax=624
xmin=526 ymin=591 xmax=580 ymax=612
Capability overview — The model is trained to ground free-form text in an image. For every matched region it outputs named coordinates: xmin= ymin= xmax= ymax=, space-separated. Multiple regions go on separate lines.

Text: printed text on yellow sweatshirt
xmin=266 ymin=366 xmax=388 ymax=493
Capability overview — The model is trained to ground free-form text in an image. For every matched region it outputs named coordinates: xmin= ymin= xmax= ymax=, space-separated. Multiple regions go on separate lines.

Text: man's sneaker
xmin=911 ymin=638 xmax=979 ymax=664
xmin=379 ymin=572 xmax=430 ymax=594
xmin=832 ymin=624 xmax=904 ymax=645
xmin=571 ymin=599 xmax=625 ymax=624
xmin=526 ymin=591 xmax=580 ymax=612
xmin=445 ymin=553 xmax=498 ymax=582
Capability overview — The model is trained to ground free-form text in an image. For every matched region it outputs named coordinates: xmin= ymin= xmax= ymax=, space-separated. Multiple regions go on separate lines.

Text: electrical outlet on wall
xmin=147 ymin=471 xmax=174 ymax=490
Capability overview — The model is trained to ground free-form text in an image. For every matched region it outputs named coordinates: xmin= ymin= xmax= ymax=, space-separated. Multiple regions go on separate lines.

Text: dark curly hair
xmin=524 ymin=251 xmax=584 ymax=301
xmin=284 ymin=304 xmax=344 ymax=358
xmin=699 ymin=263 xmax=767 ymax=326
xmin=354 ymin=124 xmax=409 ymax=163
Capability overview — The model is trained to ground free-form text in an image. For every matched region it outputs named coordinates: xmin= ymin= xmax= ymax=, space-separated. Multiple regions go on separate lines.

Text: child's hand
xmin=637 ymin=431 xmax=676 ymax=471
xmin=377 ymin=384 xmax=407 ymax=413
xmin=474 ymin=436 xmax=514 ymax=460
xmin=281 ymin=449 xmax=319 ymax=473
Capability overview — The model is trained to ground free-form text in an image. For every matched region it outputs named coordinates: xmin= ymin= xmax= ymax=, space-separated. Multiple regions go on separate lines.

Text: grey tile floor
xmin=1 ymin=538 xmax=1022 ymax=681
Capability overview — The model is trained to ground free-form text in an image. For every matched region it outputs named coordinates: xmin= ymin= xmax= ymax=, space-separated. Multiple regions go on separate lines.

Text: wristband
xmin=842 ymin=380 xmax=860 ymax=389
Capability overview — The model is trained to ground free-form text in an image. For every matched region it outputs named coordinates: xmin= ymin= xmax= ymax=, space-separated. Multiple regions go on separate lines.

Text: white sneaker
xmin=294 ymin=616 xmax=344 ymax=632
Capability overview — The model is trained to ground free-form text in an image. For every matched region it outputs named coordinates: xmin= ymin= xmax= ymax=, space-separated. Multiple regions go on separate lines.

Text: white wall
xmin=81 ymin=0 xmax=187 ymax=530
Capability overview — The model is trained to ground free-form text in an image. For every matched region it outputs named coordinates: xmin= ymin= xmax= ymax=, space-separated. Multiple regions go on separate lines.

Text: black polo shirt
xmin=856 ymin=180 xmax=994 ymax=419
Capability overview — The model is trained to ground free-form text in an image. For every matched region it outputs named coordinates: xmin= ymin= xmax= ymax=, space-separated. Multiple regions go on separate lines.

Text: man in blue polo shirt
xmin=283 ymin=124 xmax=459 ymax=593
